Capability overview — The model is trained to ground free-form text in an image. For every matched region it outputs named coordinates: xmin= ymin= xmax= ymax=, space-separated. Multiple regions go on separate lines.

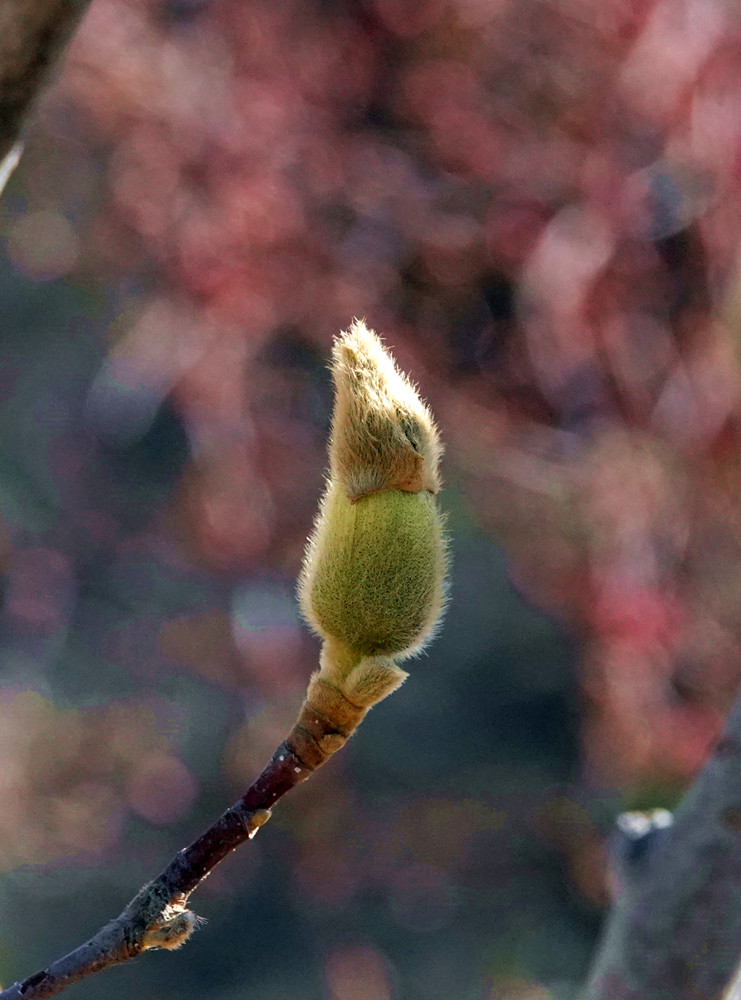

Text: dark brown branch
xmin=0 ymin=690 xmax=362 ymax=1000
xmin=583 ymin=695 xmax=741 ymax=1000
xmin=0 ymin=0 xmax=93 ymax=189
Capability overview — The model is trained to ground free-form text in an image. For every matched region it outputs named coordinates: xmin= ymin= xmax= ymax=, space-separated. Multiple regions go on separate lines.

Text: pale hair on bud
xmin=141 ymin=910 xmax=199 ymax=951
xmin=298 ymin=320 xmax=448 ymax=718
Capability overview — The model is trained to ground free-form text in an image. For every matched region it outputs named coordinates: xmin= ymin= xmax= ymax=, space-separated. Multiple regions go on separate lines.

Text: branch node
xmin=18 ymin=970 xmax=49 ymax=995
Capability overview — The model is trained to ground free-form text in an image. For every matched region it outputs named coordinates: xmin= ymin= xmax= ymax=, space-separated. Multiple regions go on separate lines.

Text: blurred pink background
xmin=3 ymin=1 xmax=741 ymax=997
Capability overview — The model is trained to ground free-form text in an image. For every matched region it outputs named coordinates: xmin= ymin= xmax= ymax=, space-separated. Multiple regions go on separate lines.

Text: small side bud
xmin=247 ymin=808 xmax=272 ymax=839
xmin=141 ymin=910 xmax=199 ymax=951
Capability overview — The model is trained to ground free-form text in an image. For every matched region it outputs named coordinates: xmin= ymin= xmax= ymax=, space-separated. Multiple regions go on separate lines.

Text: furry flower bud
xmin=298 ymin=320 xmax=448 ymax=711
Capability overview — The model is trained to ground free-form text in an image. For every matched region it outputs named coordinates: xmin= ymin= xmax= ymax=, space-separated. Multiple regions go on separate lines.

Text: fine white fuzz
xmin=298 ymin=321 xmax=448 ymax=712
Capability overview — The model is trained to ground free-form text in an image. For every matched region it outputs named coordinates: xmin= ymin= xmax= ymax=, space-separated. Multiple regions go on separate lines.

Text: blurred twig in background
xmin=584 ymin=699 xmax=741 ymax=999
xmin=0 ymin=0 xmax=92 ymax=188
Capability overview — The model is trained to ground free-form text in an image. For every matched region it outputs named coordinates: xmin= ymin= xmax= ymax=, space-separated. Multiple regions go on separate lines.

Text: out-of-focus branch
xmin=583 ymin=694 xmax=741 ymax=1000
xmin=0 ymin=0 xmax=92 ymax=191
xmin=0 ymin=737 xmax=316 ymax=1000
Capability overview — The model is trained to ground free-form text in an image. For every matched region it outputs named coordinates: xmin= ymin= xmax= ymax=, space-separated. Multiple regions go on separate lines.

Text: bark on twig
xmin=0 ymin=0 xmax=92 ymax=190
xmin=0 ymin=692 xmax=362 ymax=1000
xmin=583 ymin=695 xmax=741 ymax=1000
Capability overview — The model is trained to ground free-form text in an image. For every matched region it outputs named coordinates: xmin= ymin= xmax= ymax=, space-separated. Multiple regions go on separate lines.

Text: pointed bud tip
xmin=330 ymin=319 xmax=442 ymax=498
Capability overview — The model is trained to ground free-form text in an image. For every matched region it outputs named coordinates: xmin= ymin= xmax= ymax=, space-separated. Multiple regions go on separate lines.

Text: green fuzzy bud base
xmin=299 ymin=485 xmax=447 ymax=661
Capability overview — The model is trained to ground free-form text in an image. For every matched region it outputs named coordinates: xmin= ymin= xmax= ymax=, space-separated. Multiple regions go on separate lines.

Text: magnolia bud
xmin=298 ymin=320 xmax=448 ymax=712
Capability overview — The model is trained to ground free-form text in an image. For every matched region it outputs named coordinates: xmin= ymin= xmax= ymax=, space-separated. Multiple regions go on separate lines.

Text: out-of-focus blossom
xmin=325 ymin=943 xmax=394 ymax=1000
xmin=0 ymin=690 xmax=196 ymax=868
xmin=10 ymin=0 xmax=741 ymax=918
